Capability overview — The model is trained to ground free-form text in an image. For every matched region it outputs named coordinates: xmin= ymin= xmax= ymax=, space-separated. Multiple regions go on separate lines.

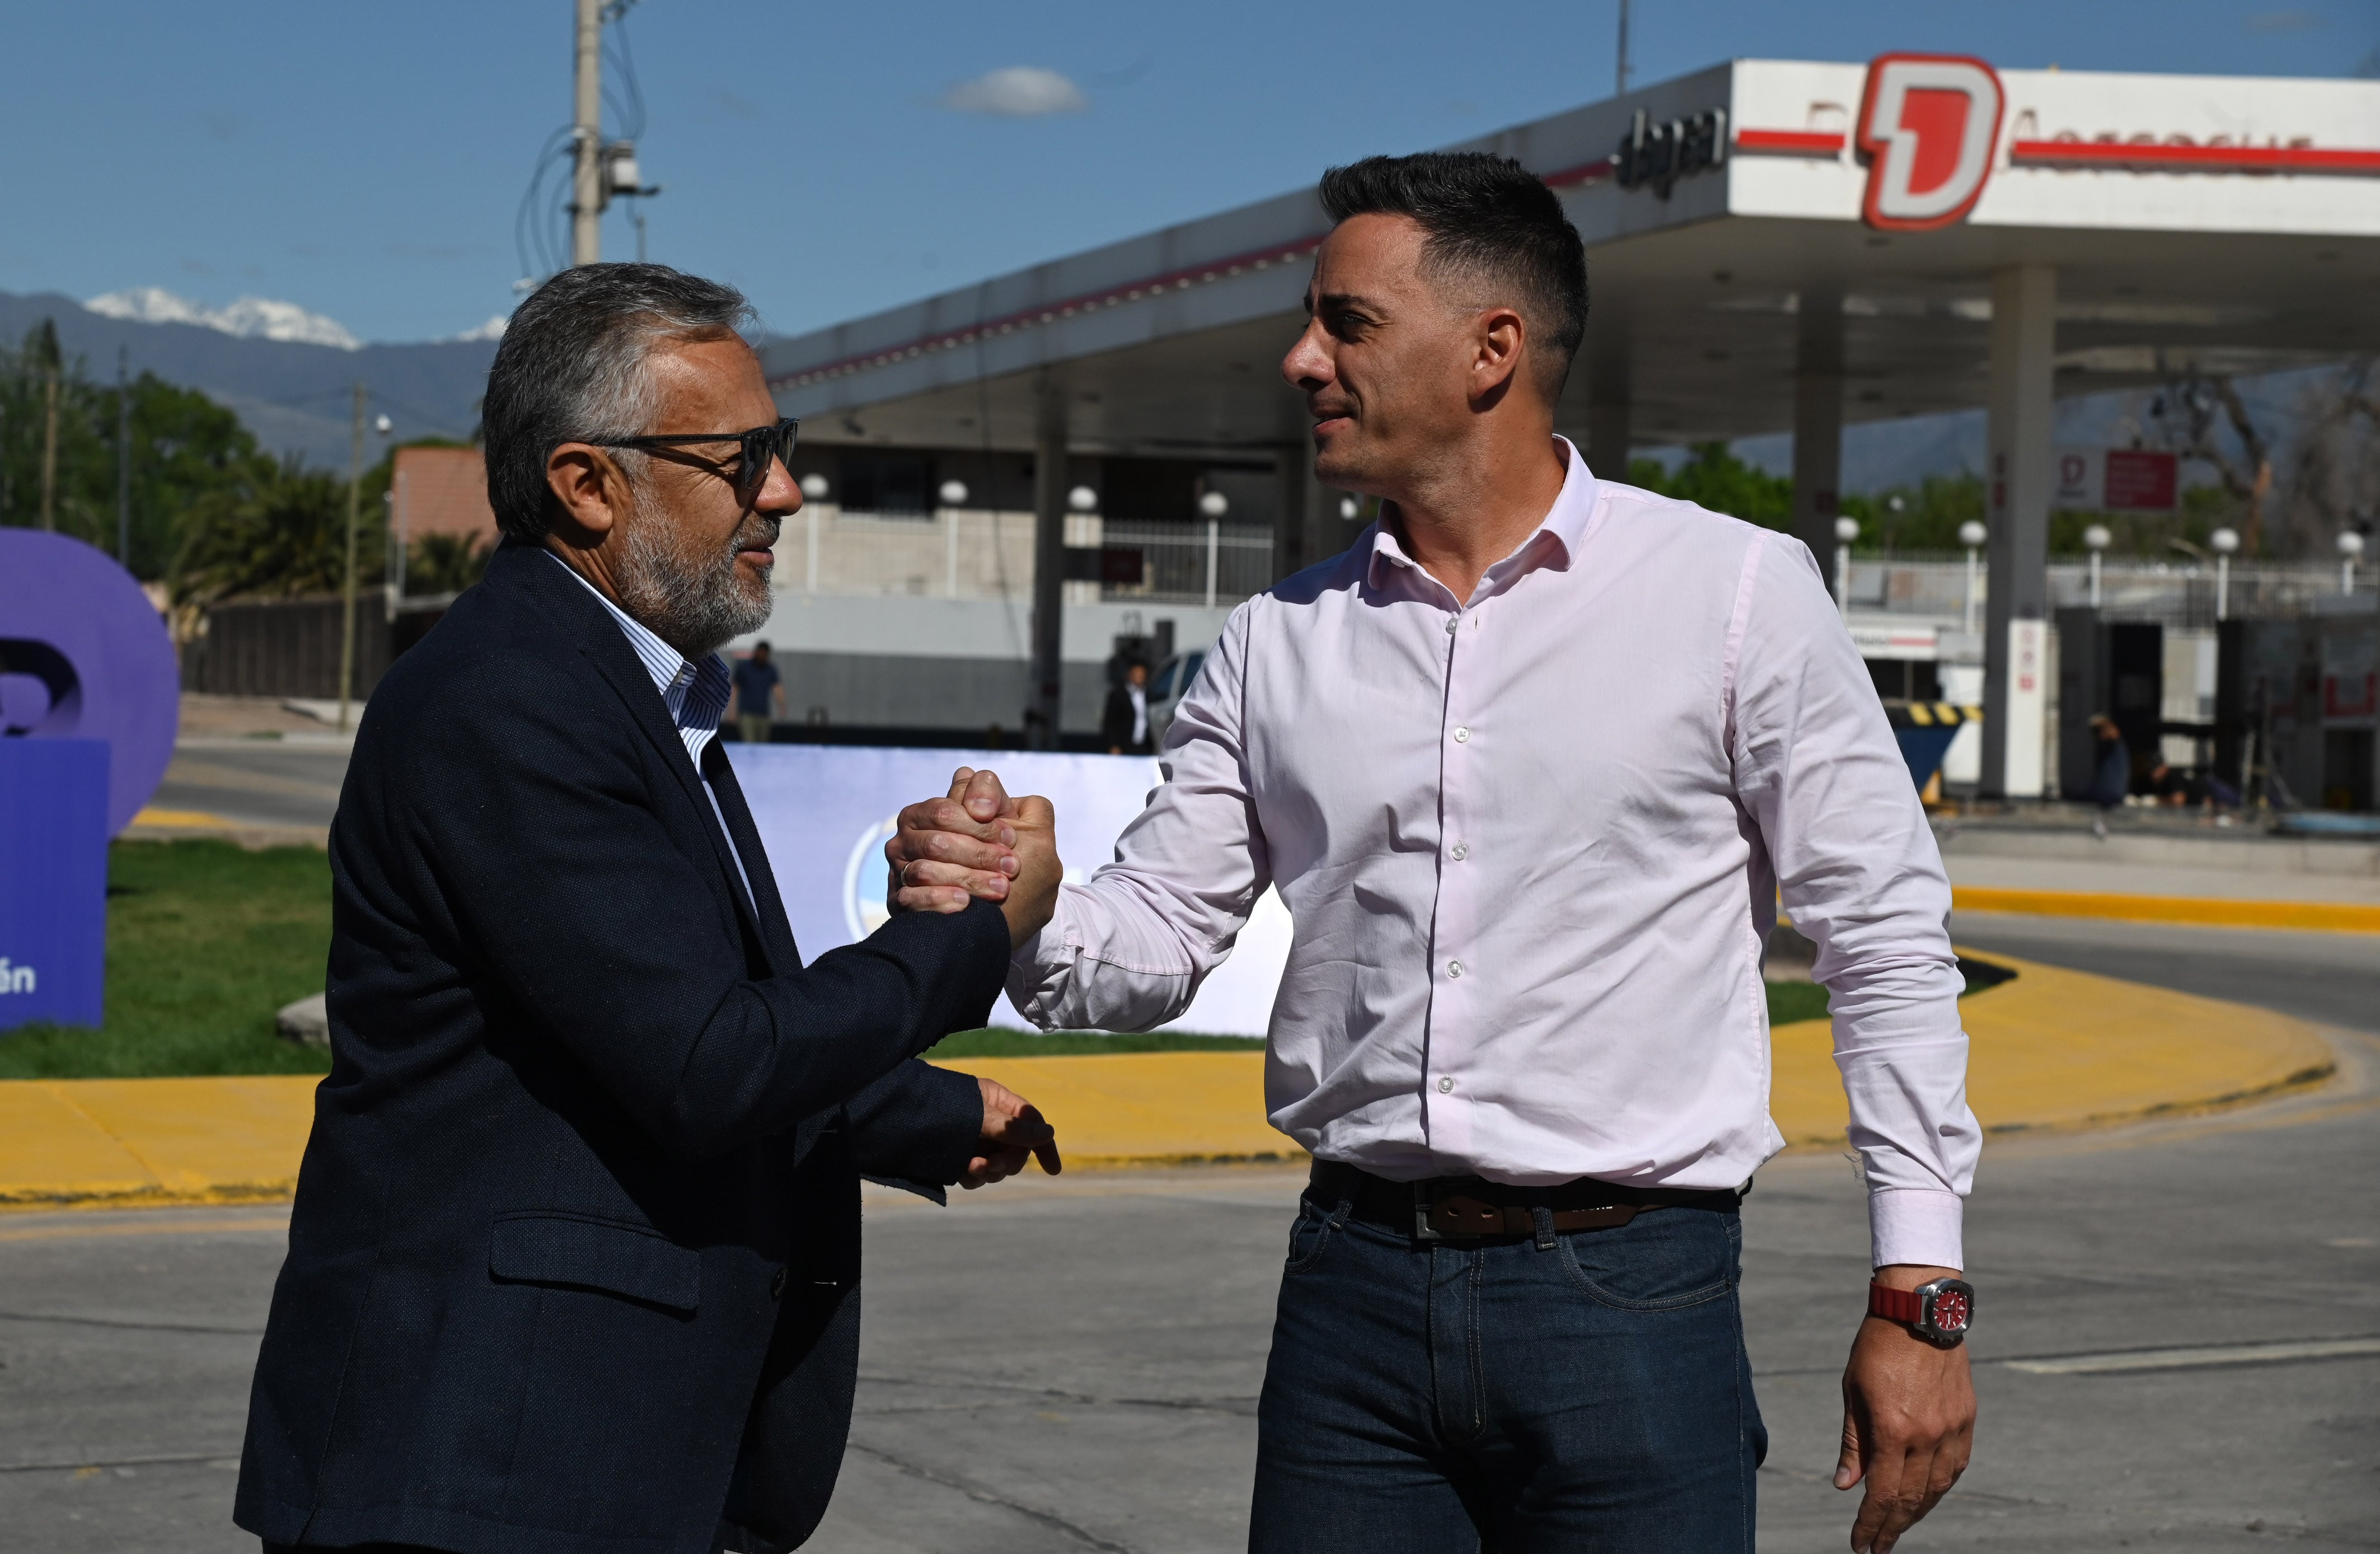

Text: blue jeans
xmin=1249 ymin=1188 xmax=1765 ymax=1553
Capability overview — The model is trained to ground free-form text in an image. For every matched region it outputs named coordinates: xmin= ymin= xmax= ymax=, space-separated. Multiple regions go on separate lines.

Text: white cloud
xmin=86 ymin=287 xmax=360 ymax=350
xmin=452 ymin=314 xmax=509 ymax=342
xmin=941 ymin=66 xmax=1088 ymax=118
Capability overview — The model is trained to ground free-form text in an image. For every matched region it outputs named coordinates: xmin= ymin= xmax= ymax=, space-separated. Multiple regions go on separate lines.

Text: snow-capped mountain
xmin=451 ymin=314 xmax=509 ymax=342
xmin=4 ymin=286 xmax=497 ymax=467
xmin=85 ymin=287 xmax=362 ymax=351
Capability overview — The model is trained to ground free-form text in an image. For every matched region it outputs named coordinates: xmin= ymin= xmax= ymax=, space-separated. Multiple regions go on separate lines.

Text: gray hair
xmin=481 ymin=263 xmax=756 ymax=545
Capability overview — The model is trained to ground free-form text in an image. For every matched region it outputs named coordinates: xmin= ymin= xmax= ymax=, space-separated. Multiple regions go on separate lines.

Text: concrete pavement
xmin=4 ymin=1016 xmax=2372 ymax=1552
xmin=3 ymin=921 xmax=2376 ymax=1550
xmin=132 ymin=739 xmax=349 ymax=844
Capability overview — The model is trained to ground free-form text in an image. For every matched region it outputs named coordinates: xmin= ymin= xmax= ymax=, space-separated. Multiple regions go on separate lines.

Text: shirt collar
xmin=1366 ymin=435 xmax=1599 ymax=597
xmin=547 ymin=552 xmax=733 ymax=732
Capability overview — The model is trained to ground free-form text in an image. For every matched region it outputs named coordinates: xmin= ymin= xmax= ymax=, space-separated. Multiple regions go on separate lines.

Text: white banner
xmin=726 ymin=745 xmax=1292 ymax=1036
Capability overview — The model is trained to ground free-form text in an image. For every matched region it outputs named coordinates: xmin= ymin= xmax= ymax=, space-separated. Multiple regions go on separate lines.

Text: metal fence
xmin=1845 ymin=554 xmax=2374 ymax=628
xmin=1097 ymin=520 xmax=1276 ymax=606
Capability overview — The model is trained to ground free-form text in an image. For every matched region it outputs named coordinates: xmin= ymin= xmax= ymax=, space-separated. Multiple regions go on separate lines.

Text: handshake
xmin=886 ymin=766 xmax=1067 ymax=1190
xmin=885 ymin=766 xmax=1065 ymax=951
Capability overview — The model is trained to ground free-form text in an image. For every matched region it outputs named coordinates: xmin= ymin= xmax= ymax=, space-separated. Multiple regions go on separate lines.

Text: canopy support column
xmin=1981 ymin=263 xmax=2058 ymax=799
xmin=1029 ymin=372 xmax=1067 ymax=750
xmin=1791 ymin=291 xmax=1845 ymax=565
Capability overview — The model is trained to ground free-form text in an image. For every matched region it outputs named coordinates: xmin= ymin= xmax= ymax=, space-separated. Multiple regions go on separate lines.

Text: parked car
xmin=1145 ymin=648 xmax=1208 ymax=747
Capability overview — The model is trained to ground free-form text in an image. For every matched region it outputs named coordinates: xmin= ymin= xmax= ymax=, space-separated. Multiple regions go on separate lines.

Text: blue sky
xmin=4 ymin=1 xmax=2370 ymax=344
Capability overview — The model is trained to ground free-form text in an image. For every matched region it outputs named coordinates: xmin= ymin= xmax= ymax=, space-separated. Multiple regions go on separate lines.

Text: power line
xmin=603 ymin=13 xmax=646 ymax=142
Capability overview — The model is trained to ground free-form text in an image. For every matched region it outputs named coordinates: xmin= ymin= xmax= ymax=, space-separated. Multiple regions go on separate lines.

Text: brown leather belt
xmin=1310 ymin=1160 xmax=1744 ymax=1242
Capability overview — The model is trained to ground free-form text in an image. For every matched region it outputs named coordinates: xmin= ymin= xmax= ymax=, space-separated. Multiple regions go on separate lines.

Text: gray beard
xmin=614 ymin=502 xmax=776 ymax=659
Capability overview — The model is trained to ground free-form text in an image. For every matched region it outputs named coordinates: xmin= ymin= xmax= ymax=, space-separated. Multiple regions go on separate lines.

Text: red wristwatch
xmin=1868 ymin=1277 xmax=1975 ymax=1345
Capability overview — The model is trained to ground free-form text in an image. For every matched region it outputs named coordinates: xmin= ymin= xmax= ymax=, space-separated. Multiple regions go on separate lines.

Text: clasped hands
xmin=887 ymin=767 xmax=1067 ymax=1190
xmin=886 ymin=766 xmax=1061 ymax=945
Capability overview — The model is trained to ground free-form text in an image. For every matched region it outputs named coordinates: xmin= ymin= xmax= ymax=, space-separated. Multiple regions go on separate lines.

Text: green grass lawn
xmin=0 ymin=840 xmax=1976 ymax=1079
xmin=0 ymin=840 xmax=335 ymax=1080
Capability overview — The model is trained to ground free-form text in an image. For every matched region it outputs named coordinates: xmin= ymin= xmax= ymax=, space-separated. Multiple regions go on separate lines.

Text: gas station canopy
xmin=763 ymin=54 xmax=2380 ymax=788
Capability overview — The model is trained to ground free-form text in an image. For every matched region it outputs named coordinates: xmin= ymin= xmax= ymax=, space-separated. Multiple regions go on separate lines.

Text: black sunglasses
xmin=586 ymin=417 xmax=799 ymax=500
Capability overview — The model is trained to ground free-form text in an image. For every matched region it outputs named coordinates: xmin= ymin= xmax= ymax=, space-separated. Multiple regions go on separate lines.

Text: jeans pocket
xmin=1283 ymin=1199 xmax=1339 ymax=1274
xmin=1556 ymin=1207 xmax=1736 ymax=1312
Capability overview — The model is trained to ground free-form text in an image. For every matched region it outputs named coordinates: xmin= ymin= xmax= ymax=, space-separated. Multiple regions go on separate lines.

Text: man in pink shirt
xmin=889 ymin=152 xmax=1978 ymax=1553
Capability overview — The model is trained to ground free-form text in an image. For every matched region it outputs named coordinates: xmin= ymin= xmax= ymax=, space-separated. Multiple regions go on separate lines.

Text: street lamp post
xmin=2083 ymin=523 xmax=2111 ymax=610
xmin=1198 ymin=489 xmax=1229 ymax=608
xmin=939 ymin=480 xmax=969 ymax=596
xmin=1832 ymin=515 xmax=1859 ymax=617
xmin=2341 ymin=530 xmax=2365 ymax=596
xmin=2211 ymin=526 xmax=2240 ymax=621
xmin=1958 ymin=519 xmax=1985 ymax=635
xmin=798 ymin=473 xmax=828 ymax=593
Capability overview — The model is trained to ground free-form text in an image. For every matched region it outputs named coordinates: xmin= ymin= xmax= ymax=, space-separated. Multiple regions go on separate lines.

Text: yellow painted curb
xmin=0 ymin=951 xmax=2336 ymax=1208
xmin=1953 ymin=885 xmax=2380 ymax=934
xmin=131 ymin=807 xmax=233 ymax=829
xmin=1768 ymin=948 xmax=2336 ymax=1148
xmin=940 ymin=1052 xmax=1292 ymax=1169
xmin=0 ymin=1076 xmax=317 ymax=1210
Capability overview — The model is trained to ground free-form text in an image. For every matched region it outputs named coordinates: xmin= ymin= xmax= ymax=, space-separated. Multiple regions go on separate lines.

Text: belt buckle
xmin=1411 ymin=1179 xmax=1449 ymax=1242
xmin=1412 ymin=1180 xmax=1507 ymax=1242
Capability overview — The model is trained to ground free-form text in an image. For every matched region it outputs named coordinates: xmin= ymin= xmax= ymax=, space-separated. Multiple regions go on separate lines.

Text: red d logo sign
xmin=1856 ymin=53 xmax=2004 ymax=231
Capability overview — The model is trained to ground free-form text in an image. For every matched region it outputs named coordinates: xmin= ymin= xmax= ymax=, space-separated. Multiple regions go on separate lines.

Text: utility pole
xmin=338 ymin=382 xmax=366 ymax=732
xmin=570 ymin=0 xmax=603 ymax=266
xmin=115 ymin=347 xmax=132 ymax=565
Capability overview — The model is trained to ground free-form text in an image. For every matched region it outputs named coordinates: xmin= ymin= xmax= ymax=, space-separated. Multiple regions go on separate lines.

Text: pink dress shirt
xmin=1007 ymin=439 xmax=1979 ymax=1269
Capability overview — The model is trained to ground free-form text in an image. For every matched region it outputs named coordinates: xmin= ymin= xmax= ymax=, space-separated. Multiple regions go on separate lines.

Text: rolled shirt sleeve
xmin=1730 ymin=532 xmax=1980 ymax=1270
xmin=1008 ymin=605 xmax=1273 ymax=1031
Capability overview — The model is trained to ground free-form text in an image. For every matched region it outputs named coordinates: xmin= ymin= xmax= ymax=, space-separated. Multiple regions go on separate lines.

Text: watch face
xmin=1926 ymin=1281 xmax=1974 ymax=1336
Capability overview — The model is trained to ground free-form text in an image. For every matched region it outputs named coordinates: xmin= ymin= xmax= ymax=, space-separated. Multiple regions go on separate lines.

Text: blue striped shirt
xmin=548 ymin=553 xmax=753 ymax=910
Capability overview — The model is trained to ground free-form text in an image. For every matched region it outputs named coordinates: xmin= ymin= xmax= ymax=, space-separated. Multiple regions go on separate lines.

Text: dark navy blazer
xmin=235 ymin=541 xmax=1009 ymax=1554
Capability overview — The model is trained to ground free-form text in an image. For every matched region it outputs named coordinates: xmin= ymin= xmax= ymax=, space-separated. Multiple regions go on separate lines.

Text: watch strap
xmin=1867 ymin=1281 xmax=1925 ymax=1326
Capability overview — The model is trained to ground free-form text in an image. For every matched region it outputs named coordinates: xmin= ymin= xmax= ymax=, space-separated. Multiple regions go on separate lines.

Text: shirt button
xmin=1450 ymin=842 xmax=1468 ymax=860
xmin=1437 ymin=1076 xmax=1455 ymax=1094
xmin=1453 ymin=726 xmax=1470 ymax=743
xmin=1446 ymin=959 xmax=1463 ymax=979
xmin=1444 ymin=616 xmax=1458 ymax=634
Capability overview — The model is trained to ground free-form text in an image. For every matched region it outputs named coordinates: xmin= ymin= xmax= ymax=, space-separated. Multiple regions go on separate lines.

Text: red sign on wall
xmin=2053 ymin=447 xmax=2180 ymax=512
xmin=2102 ymin=450 xmax=2178 ymax=511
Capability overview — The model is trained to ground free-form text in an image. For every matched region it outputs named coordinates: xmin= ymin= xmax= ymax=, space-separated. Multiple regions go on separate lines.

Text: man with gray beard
xmin=235 ymin=264 xmax=1065 ymax=1554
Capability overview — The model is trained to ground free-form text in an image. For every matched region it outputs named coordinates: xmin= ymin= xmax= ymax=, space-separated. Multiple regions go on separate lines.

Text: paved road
xmin=4 ymin=927 xmax=2375 ymax=1552
xmin=1950 ymin=910 xmax=2380 ymax=1037
xmin=150 ymin=741 xmax=350 ymax=832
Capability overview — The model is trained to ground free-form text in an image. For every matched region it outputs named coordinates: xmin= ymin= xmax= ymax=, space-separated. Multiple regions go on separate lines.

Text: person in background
xmin=1102 ymin=658 xmax=1154 ymax=755
xmin=2087 ymin=712 xmax=2130 ymax=838
xmin=2144 ymin=756 xmax=2198 ymax=806
xmin=733 ymin=638 xmax=784 ymax=744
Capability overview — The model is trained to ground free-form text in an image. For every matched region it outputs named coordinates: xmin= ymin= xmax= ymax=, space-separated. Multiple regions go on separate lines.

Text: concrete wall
xmin=764 ymin=652 xmax=1116 ymax=737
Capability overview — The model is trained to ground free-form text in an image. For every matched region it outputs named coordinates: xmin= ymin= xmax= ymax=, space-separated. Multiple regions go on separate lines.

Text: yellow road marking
xmin=1952 ymin=886 xmax=2380 ymax=934
xmin=0 ymin=1211 xmax=289 ymax=1242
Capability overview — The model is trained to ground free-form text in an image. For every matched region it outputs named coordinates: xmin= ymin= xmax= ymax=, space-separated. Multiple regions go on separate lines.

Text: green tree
xmin=405 ymin=532 xmax=490 ymax=595
xmin=1627 ymin=443 xmax=1794 ymax=530
xmin=0 ymin=322 xmax=263 ymax=579
xmin=172 ymin=456 xmax=382 ymax=605
xmin=1840 ymin=472 xmax=1986 ymax=553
